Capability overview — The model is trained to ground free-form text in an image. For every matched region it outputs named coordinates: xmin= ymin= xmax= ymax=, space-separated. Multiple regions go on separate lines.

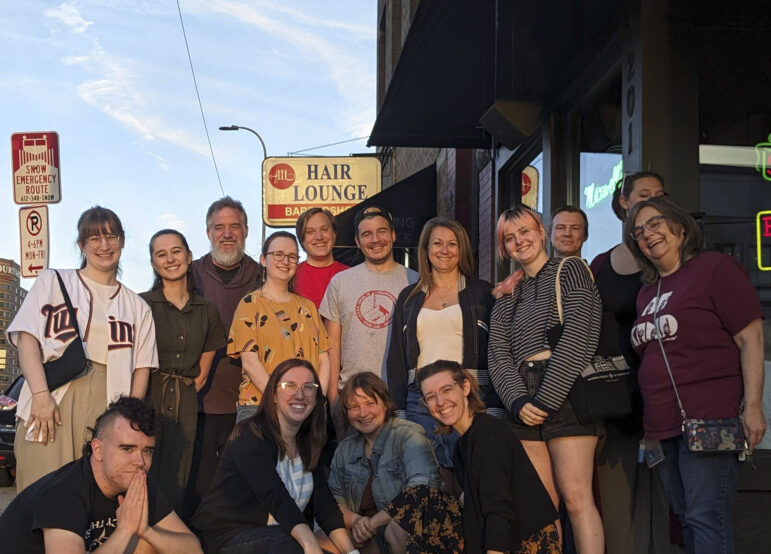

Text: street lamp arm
xmin=219 ymin=124 xmax=267 ymax=160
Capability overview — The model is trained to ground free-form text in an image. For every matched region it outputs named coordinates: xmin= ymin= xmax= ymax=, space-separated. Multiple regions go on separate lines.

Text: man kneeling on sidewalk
xmin=0 ymin=396 xmax=202 ymax=554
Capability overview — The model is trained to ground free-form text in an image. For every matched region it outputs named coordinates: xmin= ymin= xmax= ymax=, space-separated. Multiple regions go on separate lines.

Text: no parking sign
xmin=18 ymin=205 xmax=49 ymax=278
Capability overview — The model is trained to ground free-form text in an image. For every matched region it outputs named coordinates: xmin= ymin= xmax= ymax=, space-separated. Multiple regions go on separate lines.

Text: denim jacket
xmin=328 ymin=418 xmax=442 ymax=512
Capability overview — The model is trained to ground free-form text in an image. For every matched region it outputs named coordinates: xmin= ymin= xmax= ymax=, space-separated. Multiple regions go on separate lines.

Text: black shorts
xmin=510 ymin=360 xmax=603 ymax=442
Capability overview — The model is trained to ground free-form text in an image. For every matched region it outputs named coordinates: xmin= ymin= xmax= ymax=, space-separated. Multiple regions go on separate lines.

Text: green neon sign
xmin=756 ymin=134 xmax=771 ymax=182
xmin=583 ymin=160 xmax=624 ymax=209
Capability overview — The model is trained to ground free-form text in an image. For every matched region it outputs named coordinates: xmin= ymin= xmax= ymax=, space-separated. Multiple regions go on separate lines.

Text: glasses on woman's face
xmin=266 ymin=251 xmax=299 ymax=264
xmin=630 ymin=215 xmax=666 ymax=241
xmin=87 ymin=234 xmax=120 ymax=248
xmin=420 ymin=382 xmax=460 ymax=407
xmin=277 ymin=381 xmax=319 ymax=396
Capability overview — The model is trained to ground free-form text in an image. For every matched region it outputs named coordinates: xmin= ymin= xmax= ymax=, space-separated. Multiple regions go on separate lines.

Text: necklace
xmin=432 ymin=282 xmax=457 ymax=308
xmin=260 ymin=286 xmax=289 ymax=303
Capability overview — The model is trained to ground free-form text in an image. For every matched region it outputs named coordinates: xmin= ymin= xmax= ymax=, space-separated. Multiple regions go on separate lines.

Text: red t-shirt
xmin=631 ymin=252 xmax=763 ymax=439
xmin=294 ymin=260 xmax=349 ymax=308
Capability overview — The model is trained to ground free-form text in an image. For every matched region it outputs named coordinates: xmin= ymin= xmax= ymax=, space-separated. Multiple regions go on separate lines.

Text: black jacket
xmin=387 ymin=276 xmax=503 ymax=414
xmin=455 ymin=414 xmax=558 ymax=553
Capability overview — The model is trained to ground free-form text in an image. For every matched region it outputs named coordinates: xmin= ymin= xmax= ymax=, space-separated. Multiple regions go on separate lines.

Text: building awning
xmin=367 ymin=0 xmax=496 ymax=149
xmin=333 ymin=164 xmax=436 ymax=266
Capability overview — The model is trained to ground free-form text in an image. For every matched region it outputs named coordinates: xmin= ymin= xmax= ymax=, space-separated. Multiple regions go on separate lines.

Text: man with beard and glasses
xmin=185 ymin=196 xmax=261 ymax=521
xmin=320 ymin=206 xmax=418 ymax=434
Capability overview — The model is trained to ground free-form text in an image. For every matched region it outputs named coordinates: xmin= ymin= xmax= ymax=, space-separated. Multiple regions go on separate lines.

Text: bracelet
xmin=346 ymin=550 xmax=361 ymax=554
xmin=32 ymin=389 xmax=50 ymax=396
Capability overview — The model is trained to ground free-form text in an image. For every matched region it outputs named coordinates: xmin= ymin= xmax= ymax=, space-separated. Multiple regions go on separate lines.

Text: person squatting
xmin=3 ymin=183 xmax=765 ymax=554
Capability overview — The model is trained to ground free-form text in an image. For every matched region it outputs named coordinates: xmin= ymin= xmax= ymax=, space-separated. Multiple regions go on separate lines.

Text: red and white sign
xmin=521 ymin=165 xmax=539 ymax=209
xmin=262 ymin=156 xmax=381 ymax=226
xmin=11 ymin=131 xmax=61 ymax=204
xmin=19 ymin=205 xmax=50 ymax=278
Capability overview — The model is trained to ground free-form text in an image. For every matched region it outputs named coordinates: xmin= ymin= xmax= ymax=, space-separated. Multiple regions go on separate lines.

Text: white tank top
xmin=416 ymin=304 xmax=463 ymax=369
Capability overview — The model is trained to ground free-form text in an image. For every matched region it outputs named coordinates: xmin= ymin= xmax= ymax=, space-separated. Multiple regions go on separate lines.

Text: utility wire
xmin=176 ymin=0 xmax=225 ymax=195
xmin=287 ymin=136 xmax=370 ymax=156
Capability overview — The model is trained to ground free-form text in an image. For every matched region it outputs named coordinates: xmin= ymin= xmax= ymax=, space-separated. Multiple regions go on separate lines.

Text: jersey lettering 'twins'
xmin=40 ymin=304 xmax=135 ymax=349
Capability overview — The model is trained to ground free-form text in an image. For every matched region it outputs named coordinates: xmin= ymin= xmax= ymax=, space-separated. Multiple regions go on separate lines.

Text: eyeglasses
xmin=420 ymin=382 xmax=461 ymax=407
xmin=266 ymin=251 xmax=299 ymax=264
xmin=630 ymin=215 xmax=667 ymax=241
xmin=86 ymin=234 xmax=121 ymax=247
xmin=277 ymin=381 xmax=319 ymax=396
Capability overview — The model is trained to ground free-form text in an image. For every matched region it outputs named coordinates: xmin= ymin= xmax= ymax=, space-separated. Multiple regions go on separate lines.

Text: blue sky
xmin=0 ymin=0 xmax=376 ymax=291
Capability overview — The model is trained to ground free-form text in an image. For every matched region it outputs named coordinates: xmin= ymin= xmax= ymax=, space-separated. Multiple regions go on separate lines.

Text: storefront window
xmin=579 ymin=152 xmax=623 ymax=262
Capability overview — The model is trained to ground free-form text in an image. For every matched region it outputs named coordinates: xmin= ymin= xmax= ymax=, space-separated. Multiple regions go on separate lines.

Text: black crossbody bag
xmin=43 ymin=271 xmax=89 ymax=391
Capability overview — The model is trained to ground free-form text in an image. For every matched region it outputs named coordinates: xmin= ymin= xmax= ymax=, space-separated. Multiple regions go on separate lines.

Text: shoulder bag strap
xmin=652 ymin=278 xmax=688 ymax=421
xmin=54 ymin=270 xmax=83 ymax=339
xmin=555 ymin=256 xmax=595 ymax=325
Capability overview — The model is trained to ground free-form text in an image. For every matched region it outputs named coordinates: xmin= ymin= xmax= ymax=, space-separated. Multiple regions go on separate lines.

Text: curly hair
xmin=83 ymin=396 xmax=157 ymax=457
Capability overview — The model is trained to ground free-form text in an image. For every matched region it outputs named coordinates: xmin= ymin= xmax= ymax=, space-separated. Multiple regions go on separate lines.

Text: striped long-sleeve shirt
xmin=488 ymin=257 xmax=602 ymax=419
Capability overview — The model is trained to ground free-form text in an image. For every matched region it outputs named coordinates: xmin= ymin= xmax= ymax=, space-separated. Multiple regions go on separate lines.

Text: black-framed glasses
xmin=630 ymin=215 xmax=666 ymax=241
xmin=277 ymin=381 xmax=319 ymax=396
xmin=420 ymin=382 xmax=461 ymax=407
xmin=266 ymin=251 xmax=299 ymax=264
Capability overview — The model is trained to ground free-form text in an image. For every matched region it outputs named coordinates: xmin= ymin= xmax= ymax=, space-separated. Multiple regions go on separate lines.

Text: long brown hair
xmin=416 ymin=360 xmax=486 ymax=434
xmin=148 ymin=229 xmax=194 ymax=292
xmin=232 ymin=358 xmax=326 ymax=470
xmin=623 ymin=196 xmax=702 ymax=283
xmin=407 ymin=217 xmax=475 ymax=301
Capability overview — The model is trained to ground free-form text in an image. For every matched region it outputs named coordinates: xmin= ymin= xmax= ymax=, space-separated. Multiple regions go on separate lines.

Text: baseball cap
xmin=353 ymin=205 xmax=393 ymax=231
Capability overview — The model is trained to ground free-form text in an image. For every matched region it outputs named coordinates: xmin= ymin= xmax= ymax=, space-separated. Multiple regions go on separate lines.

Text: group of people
xmin=0 ymin=170 xmax=766 ymax=554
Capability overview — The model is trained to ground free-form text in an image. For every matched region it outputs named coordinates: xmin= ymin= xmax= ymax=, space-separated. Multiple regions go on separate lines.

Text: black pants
xmin=182 ymin=412 xmax=236 ymax=522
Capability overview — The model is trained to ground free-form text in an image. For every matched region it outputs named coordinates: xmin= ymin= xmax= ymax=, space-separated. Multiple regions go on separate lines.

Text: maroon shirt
xmin=294 ymin=260 xmax=348 ymax=309
xmin=631 ymin=252 xmax=762 ymax=439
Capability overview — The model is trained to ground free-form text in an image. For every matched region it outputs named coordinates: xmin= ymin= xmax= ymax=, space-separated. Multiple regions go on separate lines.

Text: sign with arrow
xmin=19 ymin=205 xmax=49 ymax=278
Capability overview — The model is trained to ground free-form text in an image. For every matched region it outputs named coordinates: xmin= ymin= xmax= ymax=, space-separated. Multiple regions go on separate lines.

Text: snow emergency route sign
xmin=19 ymin=205 xmax=50 ymax=278
xmin=11 ymin=131 xmax=61 ymax=204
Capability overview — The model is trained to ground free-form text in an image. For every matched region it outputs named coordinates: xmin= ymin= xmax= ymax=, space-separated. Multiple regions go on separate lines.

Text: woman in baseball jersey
xmin=7 ymin=206 xmax=158 ymax=491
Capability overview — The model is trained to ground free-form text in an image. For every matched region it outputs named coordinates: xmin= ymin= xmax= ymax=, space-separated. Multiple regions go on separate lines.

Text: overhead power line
xmin=176 ymin=0 xmax=225 ymax=195
xmin=287 ymin=136 xmax=370 ymax=156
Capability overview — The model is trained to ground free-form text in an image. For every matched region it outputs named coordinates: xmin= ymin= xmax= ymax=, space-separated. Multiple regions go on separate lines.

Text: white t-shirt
xmin=320 ymin=262 xmax=418 ymax=384
xmin=78 ymin=273 xmax=118 ymax=365
xmin=7 ymin=269 xmax=158 ymax=438
xmin=416 ymin=304 xmax=463 ymax=369
xmin=267 ymin=455 xmax=313 ymax=525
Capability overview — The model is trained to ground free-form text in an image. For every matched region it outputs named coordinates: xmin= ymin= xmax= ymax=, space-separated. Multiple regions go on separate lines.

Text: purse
xmin=555 ymin=257 xmax=633 ymax=424
xmin=652 ymin=279 xmax=745 ymax=453
xmin=43 ymin=271 xmax=89 ymax=391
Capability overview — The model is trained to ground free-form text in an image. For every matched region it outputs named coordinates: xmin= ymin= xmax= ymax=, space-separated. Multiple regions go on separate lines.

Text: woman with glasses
xmin=625 ymin=196 xmax=765 ymax=554
xmin=7 ymin=206 xmax=157 ymax=490
xmin=387 ymin=217 xmax=503 ymax=489
xmin=418 ymin=360 xmax=559 ymax=554
xmin=192 ymin=358 xmax=359 ymax=554
xmin=327 ymin=371 xmax=461 ymax=554
xmin=590 ymin=172 xmax=677 ymax=554
xmin=140 ymin=229 xmax=226 ymax=515
xmin=488 ymin=205 xmax=604 ymax=553
xmin=228 ymin=231 xmax=330 ymax=423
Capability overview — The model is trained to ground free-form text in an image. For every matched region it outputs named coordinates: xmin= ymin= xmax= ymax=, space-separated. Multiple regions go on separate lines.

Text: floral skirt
xmin=384 ymin=485 xmax=561 ymax=554
xmin=384 ymin=485 xmax=464 ymax=553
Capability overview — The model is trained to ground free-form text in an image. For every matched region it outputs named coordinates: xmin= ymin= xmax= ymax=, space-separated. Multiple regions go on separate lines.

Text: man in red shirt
xmin=294 ymin=208 xmax=348 ymax=308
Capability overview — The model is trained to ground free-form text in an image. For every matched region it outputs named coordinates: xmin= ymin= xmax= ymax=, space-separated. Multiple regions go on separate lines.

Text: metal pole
xmin=219 ymin=125 xmax=268 ymax=244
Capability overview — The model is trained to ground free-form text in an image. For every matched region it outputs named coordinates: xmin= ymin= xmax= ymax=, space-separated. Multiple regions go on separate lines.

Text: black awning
xmin=367 ymin=0 xmax=496 ymax=149
xmin=333 ymin=164 xmax=436 ymax=266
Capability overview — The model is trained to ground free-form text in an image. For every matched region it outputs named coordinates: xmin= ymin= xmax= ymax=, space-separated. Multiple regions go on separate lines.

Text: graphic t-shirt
xmin=319 ymin=263 xmax=418 ymax=384
xmin=294 ymin=261 xmax=349 ymax=309
xmin=0 ymin=457 xmax=171 ymax=553
xmin=228 ymin=291 xmax=329 ymax=405
xmin=631 ymin=252 xmax=763 ymax=438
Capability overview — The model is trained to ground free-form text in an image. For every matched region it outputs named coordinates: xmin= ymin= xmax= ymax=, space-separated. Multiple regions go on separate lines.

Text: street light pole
xmin=219 ymin=125 xmax=268 ymax=245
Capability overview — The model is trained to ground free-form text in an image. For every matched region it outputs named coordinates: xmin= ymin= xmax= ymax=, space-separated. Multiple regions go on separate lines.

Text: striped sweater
xmin=488 ymin=257 xmax=602 ymax=418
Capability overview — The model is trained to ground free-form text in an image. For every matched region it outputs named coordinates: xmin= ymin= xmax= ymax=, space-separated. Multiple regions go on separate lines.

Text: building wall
xmin=0 ymin=259 xmax=26 ymax=387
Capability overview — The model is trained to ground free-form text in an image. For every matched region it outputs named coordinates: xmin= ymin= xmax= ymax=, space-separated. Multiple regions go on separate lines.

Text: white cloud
xmin=44 ymin=3 xmax=94 ymax=34
xmin=195 ymin=0 xmax=374 ymax=137
xmin=159 ymin=213 xmax=187 ymax=232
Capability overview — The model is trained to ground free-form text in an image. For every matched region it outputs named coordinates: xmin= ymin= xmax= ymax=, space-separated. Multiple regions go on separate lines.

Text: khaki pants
xmin=15 ymin=362 xmax=107 ymax=492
